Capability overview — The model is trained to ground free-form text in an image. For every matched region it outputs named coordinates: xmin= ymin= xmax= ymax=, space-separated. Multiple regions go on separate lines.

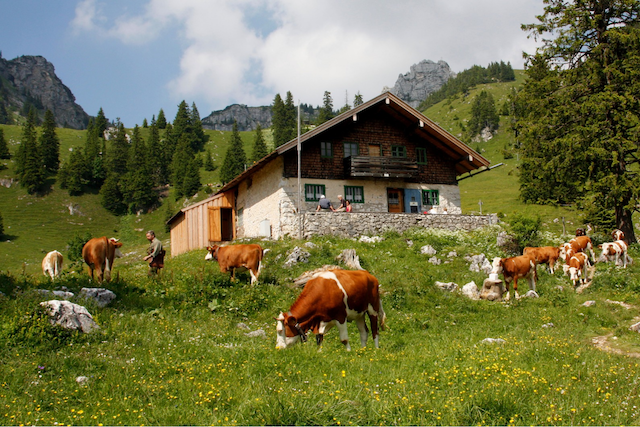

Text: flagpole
xmin=297 ymin=101 xmax=302 ymax=239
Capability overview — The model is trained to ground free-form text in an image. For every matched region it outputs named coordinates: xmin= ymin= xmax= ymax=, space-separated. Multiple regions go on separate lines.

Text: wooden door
xmin=387 ymin=188 xmax=404 ymax=213
xmin=208 ymin=207 xmax=234 ymax=242
xmin=369 ymin=144 xmax=381 ymax=157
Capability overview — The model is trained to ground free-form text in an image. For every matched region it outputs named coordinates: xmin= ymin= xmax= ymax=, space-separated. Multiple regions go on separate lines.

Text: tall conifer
xmin=95 ymin=108 xmax=108 ymax=137
xmin=0 ymin=128 xmax=10 ymax=159
xmin=219 ymin=121 xmax=247 ymax=184
xmin=18 ymin=109 xmax=44 ymax=194
xmin=39 ymin=109 xmax=60 ymax=174
xmin=157 ymin=108 xmax=167 ymax=129
xmin=251 ymin=124 xmax=268 ymax=163
xmin=123 ymin=126 xmax=156 ymax=212
xmin=271 ymin=94 xmax=287 ymax=147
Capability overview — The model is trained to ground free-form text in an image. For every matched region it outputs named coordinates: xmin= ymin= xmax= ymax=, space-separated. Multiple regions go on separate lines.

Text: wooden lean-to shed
xmin=167 ymin=190 xmax=236 ymax=256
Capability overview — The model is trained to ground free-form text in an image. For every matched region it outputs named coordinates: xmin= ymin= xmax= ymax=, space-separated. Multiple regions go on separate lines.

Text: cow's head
xmin=275 ymin=312 xmax=305 ymax=349
xmin=109 ymin=238 xmax=123 ymax=258
xmin=612 ymin=229 xmax=625 ymax=241
xmin=490 ymin=257 xmax=504 ymax=275
xmin=205 ymin=245 xmax=220 ymax=261
xmin=567 ymin=265 xmax=582 ymax=286
xmin=559 ymin=243 xmax=573 ymax=261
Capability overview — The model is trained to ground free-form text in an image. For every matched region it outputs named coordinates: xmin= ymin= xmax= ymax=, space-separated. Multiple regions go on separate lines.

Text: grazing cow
xmin=523 ymin=246 xmax=561 ymax=274
xmin=563 ymin=252 xmax=589 ymax=287
xmin=560 ymin=236 xmax=595 ymax=263
xmin=491 ymin=254 xmax=537 ymax=301
xmin=598 ymin=240 xmax=632 ymax=268
xmin=205 ymin=244 xmax=266 ymax=285
xmin=612 ymin=229 xmax=625 ymax=241
xmin=42 ymin=250 xmax=63 ymax=279
xmin=82 ymin=237 xmax=123 ymax=283
xmin=275 ymin=269 xmax=386 ymax=350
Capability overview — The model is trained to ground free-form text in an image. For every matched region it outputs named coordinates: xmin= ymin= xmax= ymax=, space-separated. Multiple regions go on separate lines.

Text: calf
xmin=205 ymin=244 xmax=266 ymax=285
xmin=560 ymin=236 xmax=595 ymax=264
xmin=82 ymin=237 xmax=123 ymax=283
xmin=491 ymin=254 xmax=537 ymax=301
xmin=523 ymin=246 xmax=561 ymax=274
xmin=275 ymin=269 xmax=386 ymax=350
xmin=598 ymin=240 xmax=632 ymax=268
xmin=42 ymin=250 xmax=63 ymax=279
xmin=563 ymin=252 xmax=589 ymax=287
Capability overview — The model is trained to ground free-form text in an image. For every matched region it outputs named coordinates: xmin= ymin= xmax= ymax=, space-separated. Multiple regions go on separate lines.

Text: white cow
xmin=42 ymin=250 xmax=63 ymax=279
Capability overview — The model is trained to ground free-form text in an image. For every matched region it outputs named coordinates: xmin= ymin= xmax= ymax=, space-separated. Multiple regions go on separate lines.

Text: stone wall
xmin=301 ymin=212 xmax=498 ymax=239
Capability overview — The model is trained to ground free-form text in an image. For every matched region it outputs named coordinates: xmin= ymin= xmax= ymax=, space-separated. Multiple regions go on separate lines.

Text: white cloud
xmin=71 ymin=0 xmax=544 ymax=111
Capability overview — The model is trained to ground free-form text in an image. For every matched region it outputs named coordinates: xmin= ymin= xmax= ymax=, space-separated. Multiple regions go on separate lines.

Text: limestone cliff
xmin=390 ymin=60 xmax=456 ymax=109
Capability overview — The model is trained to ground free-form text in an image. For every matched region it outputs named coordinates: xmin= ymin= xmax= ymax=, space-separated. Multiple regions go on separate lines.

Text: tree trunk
xmin=615 ymin=205 xmax=636 ymax=244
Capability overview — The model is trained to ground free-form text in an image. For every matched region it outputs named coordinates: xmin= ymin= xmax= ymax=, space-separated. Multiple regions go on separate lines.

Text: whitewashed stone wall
xmin=301 ymin=212 xmax=498 ymax=239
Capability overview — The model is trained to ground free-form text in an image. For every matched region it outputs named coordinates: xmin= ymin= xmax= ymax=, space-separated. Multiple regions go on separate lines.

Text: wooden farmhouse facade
xmin=168 ymin=92 xmax=490 ymax=256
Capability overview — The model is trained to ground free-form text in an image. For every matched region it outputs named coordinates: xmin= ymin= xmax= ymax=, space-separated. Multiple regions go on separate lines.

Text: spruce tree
xmin=271 ymin=93 xmax=287 ymax=147
xmin=182 ymin=158 xmax=201 ymax=198
xmin=219 ymin=120 xmax=247 ymax=184
xmin=191 ymin=102 xmax=207 ymax=151
xmin=65 ymin=148 xmax=86 ymax=196
xmin=100 ymin=174 xmax=127 ymax=215
xmin=84 ymin=118 xmax=105 ymax=187
xmin=353 ymin=92 xmax=364 ymax=107
xmin=251 ymin=123 xmax=268 ymax=163
xmin=317 ymin=91 xmax=334 ymax=125
xmin=123 ymin=126 xmax=156 ymax=212
xmin=204 ymin=147 xmax=216 ymax=171
xmin=170 ymin=134 xmax=195 ymax=197
xmin=157 ymin=108 xmax=167 ymax=129
xmin=39 ymin=109 xmax=60 ymax=174
xmin=18 ymin=109 xmax=45 ymax=194
xmin=467 ymin=90 xmax=499 ymax=138
xmin=105 ymin=120 xmax=129 ymax=177
xmin=0 ymin=128 xmax=10 ymax=159
xmin=284 ymin=91 xmax=297 ymax=142
xmin=147 ymin=118 xmax=167 ymax=186
xmin=95 ymin=107 xmax=108 ymax=137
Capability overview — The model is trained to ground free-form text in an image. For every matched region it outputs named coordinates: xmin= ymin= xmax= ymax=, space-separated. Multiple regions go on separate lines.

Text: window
xmin=305 ymin=184 xmax=325 ymax=201
xmin=321 ymin=141 xmax=332 ymax=158
xmin=422 ymin=189 xmax=439 ymax=206
xmin=343 ymin=142 xmax=359 ymax=158
xmin=391 ymin=145 xmax=406 ymax=157
xmin=417 ymin=147 xmax=427 ymax=164
xmin=344 ymin=186 xmax=364 ymax=203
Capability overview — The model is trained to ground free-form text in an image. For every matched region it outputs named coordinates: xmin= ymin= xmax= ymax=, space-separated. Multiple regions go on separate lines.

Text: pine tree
xmin=317 ymin=91 xmax=334 ymax=125
xmin=18 ymin=109 xmax=45 ymax=194
xmin=251 ymin=123 xmax=268 ymax=163
xmin=191 ymin=102 xmax=207 ymax=151
xmin=204 ymin=147 xmax=216 ymax=171
xmin=157 ymin=108 xmax=167 ymax=129
xmin=284 ymin=91 xmax=297 ymax=142
xmin=353 ymin=92 xmax=364 ymax=107
xmin=181 ymin=158 xmax=201 ymax=198
xmin=170 ymin=134 xmax=195 ymax=197
xmin=100 ymin=174 xmax=127 ymax=215
xmin=105 ymin=120 xmax=129 ymax=177
xmin=147 ymin=118 xmax=167 ymax=186
xmin=219 ymin=120 xmax=247 ymax=184
xmin=142 ymin=118 xmax=148 ymax=128
xmin=0 ymin=128 xmax=10 ymax=159
xmin=65 ymin=148 xmax=87 ymax=196
xmin=271 ymin=93 xmax=287 ymax=147
xmin=467 ymin=90 xmax=499 ymax=138
xmin=39 ymin=109 xmax=60 ymax=174
xmin=95 ymin=108 xmax=108 ymax=137
xmin=123 ymin=125 xmax=156 ymax=212
xmin=84 ymin=118 xmax=105 ymax=187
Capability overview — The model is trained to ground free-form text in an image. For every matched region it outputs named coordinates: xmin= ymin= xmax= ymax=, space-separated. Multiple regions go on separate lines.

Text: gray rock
xmin=420 ymin=245 xmax=436 ymax=255
xmin=245 ymin=328 xmax=266 ymax=338
xmin=461 ymin=282 xmax=479 ymax=300
xmin=435 ymin=281 xmax=458 ymax=292
xmin=39 ymin=300 xmax=99 ymax=333
xmin=481 ymin=338 xmax=506 ymax=345
xmin=80 ymin=288 xmax=116 ymax=307
xmin=583 ymin=300 xmax=596 ymax=307
xmin=428 ymin=256 xmax=441 ymax=265
xmin=390 ymin=60 xmax=456 ymax=108
xmin=36 ymin=289 xmax=74 ymax=299
xmin=630 ymin=322 xmax=640 ymax=333
xmin=283 ymin=247 xmax=310 ymax=268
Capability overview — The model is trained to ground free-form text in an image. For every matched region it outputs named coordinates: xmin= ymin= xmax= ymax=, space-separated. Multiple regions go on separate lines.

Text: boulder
xmin=630 ymin=322 xmax=640 ymax=333
xmin=36 ymin=289 xmax=74 ymax=299
xmin=80 ymin=288 xmax=116 ymax=307
xmin=428 ymin=256 xmax=441 ymax=265
xmin=283 ymin=247 xmax=310 ymax=268
xmin=461 ymin=282 xmax=479 ymax=300
xmin=420 ymin=245 xmax=436 ymax=255
xmin=467 ymin=254 xmax=492 ymax=274
xmin=39 ymin=300 xmax=99 ymax=333
xmin=435 ymin=281 xmax=458 ymax=292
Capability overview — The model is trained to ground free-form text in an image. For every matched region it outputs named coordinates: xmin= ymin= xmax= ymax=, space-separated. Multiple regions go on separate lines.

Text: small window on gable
xmin=344 ymin=186 xmax=364 ymax=203
xmin=392 ymin=145 xmax=407 ymax=157
xmin=305 ymin=184 xmax=325 ymax=202
xmin=321 ymin=142 xmax=332 ymax=158
xmin=343 ymin=142 xmax=359 ymax=158
xmin=417 ymin=148 xmax=427 ymax=165
xmin=422 ymin=189 xmax=439 ymax=206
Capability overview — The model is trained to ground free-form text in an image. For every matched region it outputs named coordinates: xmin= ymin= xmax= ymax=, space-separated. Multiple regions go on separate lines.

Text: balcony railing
xmin=345 ymin=156 xmax=418 ymax=178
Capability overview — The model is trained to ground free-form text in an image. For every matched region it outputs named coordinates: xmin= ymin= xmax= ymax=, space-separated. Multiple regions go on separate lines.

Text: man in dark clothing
xmin=316 ymin=195 xmax=334 ymax=212
xmin=143 ymin=230 xmax=164 ymax=276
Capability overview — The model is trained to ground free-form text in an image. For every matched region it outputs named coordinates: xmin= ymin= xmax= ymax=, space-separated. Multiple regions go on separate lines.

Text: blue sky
xmin=1 ymin=0 xmax=544 ymax=127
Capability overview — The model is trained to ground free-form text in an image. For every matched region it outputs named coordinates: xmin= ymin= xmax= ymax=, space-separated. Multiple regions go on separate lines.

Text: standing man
xmin=143 ymin=230 xmax=164 ymax=276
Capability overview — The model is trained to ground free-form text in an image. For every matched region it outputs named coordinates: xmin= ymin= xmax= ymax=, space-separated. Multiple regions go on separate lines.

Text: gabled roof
xmin=217 ymin=91 xmax=490 ymax=193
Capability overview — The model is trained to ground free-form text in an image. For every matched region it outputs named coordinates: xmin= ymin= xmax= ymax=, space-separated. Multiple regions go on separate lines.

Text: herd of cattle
xmin=38 ymin=228 xmax=632 ymax=351
xmin=490 ymin=229 xmax=632 ymax=301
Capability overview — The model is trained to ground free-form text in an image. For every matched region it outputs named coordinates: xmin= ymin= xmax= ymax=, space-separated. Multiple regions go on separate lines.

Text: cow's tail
xmin=378 ymin=298 xmax=387 ymax=331
xmin=258 ymin=248 xmax=270 ymax=275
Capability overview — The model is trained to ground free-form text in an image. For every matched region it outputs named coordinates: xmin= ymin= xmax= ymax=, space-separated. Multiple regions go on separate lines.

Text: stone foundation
xmin=301 ymin=212 xmax=498 ymax=239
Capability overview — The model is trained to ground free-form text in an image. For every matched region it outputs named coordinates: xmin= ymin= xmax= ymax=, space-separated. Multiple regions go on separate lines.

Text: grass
xmin=1 ymin=227 xmax=640 ymax=426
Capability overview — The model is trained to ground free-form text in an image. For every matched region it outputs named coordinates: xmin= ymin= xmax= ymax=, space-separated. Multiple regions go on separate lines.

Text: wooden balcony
xmin=345 ymin=156 xmax=418 ymax=178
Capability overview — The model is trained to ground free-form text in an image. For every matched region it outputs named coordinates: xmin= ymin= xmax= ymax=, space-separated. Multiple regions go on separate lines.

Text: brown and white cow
xmin=82 ymin=237 xmax=123 ymax=283
xmin=598 ymin=240 xmax=632 ymax=268
xmin=612 ymin=229 xmax=625 ymax=241
xmin=560 ymin=236 xmax=595 ymax=264
xmin=275 ymin=269 xmax=386 ymax=351
xmin=523 ymin=246 xmax=561 ymax=274
xmin=563 ymin=252 xmax=589 ymax=286
xmin=205 ymin=244 xmax=266 ymax=285
xmin=491 ymin=254 xmax=537 ymax=301
xmin=42 ymin=250 xmax=63 ymax=279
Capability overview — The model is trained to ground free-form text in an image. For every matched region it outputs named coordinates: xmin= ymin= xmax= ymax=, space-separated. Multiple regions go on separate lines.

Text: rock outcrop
xmin=0 ymin=55 xmax=89 ymax=129
xmin=390 ymin=60 xmax=456 ymax=109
